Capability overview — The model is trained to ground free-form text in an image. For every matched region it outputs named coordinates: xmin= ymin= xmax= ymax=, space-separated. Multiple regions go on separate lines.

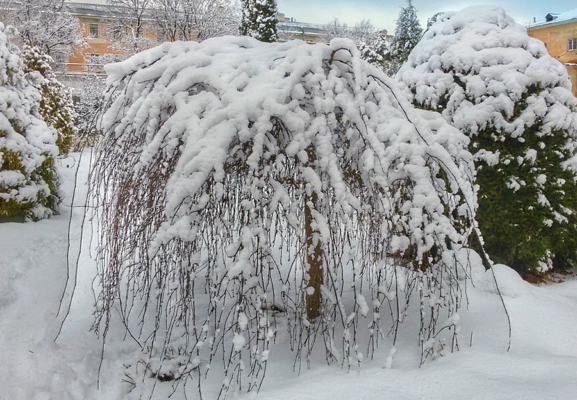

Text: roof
xmin=527 ymin=8 xmax=577 ymax=29
xmin=66 ymin=1 xmax=137 ymax=18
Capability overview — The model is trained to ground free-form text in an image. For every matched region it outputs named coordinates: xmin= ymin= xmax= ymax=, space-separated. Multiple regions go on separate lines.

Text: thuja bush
xmin=0 ymin=25 xmax=60 ymax=222
xmin=91 ymin=36 xmax=479 ymax=397
xmin=397 ymin=6 xmax=577 ymax=275
xmin=21 ymin=45 xmax=77 ymax=154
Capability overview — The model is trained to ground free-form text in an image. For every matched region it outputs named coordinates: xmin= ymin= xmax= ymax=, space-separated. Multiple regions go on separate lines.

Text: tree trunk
xmin=305 ymin=146 xmax=323 ymax=320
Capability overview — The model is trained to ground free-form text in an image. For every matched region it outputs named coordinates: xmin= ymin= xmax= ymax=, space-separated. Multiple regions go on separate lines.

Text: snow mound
xmin=477 ymin=264 xmax=532 ymax=298
xmin=449 ymin=247 xmax=486 ymax=284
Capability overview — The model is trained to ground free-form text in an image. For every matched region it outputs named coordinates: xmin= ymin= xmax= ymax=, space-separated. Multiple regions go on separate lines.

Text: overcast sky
xmin=276 ymin=0 xmax=575 ymax=31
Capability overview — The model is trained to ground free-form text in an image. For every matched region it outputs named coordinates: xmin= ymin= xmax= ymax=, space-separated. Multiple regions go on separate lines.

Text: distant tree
xmin=152 ymin=0 xmax=240 ymax=42
xmin=240 ymin=0 xmax=278 ymax=42
xmin=397 ymin=6 xmax=577 ymax=275
xmin=104 ymin=0 xmax=155 ymax=57
xmin=0 ymin=0 xmax=84 ymax=65
xmin=91 ymin=36 xmax=478 ymax=398
xmin=73 ymin=73 xmax=106 ymax=146
xmin=0 ymin=25 xmax=60 ymax=221
xmin=322 ymin=18 xmax=350 ymax=42
xmin=21 ymin=45 xmax=77 ymax=154
xmin=386 ymin=0 xmax=423 ymax=74
xmin=351 ymin=18 xmax=376 ymax=45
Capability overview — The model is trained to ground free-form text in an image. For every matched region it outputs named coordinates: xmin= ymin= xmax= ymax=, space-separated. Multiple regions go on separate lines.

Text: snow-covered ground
xmin=1 ymin=152 xmax=577 ymax=400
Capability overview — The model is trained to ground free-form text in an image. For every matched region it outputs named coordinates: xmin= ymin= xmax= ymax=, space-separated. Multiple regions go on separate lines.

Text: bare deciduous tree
xmin=152 ymin=0 xmax=240 ymax=42
xmin=0 ymin=0 xmax=84 ymax=64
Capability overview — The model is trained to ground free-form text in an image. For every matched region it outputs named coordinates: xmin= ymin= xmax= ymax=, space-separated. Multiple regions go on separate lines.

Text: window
xmin=89 ymin=23 xmax=99 ymax=38
xmin=569 ymin=38 xmax=576 ymax=51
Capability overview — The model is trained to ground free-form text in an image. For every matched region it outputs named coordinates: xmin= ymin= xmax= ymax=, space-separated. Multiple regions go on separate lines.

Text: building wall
xmin=68 ymin=14 xmax=159 ymax=72
xmin=528 ymin=21 xmax=577 ymax=95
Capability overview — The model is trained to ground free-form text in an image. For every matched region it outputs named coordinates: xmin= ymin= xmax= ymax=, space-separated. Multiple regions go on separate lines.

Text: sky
xmin=276 ymin=0 xmax=576 ymax=31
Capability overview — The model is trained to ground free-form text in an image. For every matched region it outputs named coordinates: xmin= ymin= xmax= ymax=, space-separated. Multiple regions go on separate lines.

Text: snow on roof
xmin=527 ymin=8 xmax=577 ymax=29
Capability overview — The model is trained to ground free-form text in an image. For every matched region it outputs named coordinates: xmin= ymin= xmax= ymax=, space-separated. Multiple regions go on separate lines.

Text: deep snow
xmin=1 ymin=151 xmax=577 ymax=399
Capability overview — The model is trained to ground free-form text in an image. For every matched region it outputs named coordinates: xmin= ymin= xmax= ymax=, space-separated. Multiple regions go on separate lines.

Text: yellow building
xmin=527 ymin=9 xmax=577 ymax=96
xmin=67 ymin=1 xmax=158 ymax=73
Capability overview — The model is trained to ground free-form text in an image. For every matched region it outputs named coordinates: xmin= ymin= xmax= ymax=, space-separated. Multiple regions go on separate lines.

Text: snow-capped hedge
xmin=397 ymin=6 xmax=577 ymax=274
xmin=92 ymin=36 xmax=478 ymax=396
xmin=0 ymin=24 xmax=60 ymax=221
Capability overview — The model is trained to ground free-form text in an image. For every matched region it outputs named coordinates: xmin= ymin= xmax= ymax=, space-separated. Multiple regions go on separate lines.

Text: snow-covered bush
xmin=21 ymin=45 xmax=77 ymax=154
xmin=0 ymin=25 xmax=60 ymax=221
xmin=91 ymin=36 xmax=479 ymax=397
xmin=73 ymin=73 xmax=106 ymax=147
xmin=359 ymin=32 xmax=391 ymax=72
xmin=397 ymin=6 xmax=577 ymax=274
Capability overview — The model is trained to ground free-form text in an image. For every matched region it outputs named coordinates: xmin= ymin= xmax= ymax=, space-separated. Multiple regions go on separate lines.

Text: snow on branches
xmin=0 ymin=25 xmax=60 ymax=221
xmin=397 ymin=6 xmax=577 ymax=274
xmin=21 ymin=45 xmax=77 ymax=154
xmin=1 ymin=0 xmax=84 ymax=65
xmin=92 ymin=36 xmax=478 ymax=397
xmin=241 ymin=0 xmax=278 ymax=42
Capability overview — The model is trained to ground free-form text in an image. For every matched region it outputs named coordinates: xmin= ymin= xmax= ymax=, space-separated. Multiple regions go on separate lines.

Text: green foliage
xmin=240 ymin=0 xmax=278 ymax=42
xmin=0 ymin=27 xmax=60 ymax=222
xmin=472 ymin=112 xmax=577 ymax=273
xmin=397 ymin=8 xmax=577 ymax=275
xmin=21 ymin=45 xmax=77 ymax=154
xmin=386 ymin=0 xmax=423 ymax=74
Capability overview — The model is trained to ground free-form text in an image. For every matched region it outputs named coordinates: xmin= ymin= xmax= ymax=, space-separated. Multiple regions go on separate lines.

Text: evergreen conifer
xmin=0 ymin=26 xmax=60 ymax=221
xmin=21 ymin=46 xmax=77 ymax=154
xmin=397 ymin=7 xmax=577 ymax=275
xmin=386 ymin=0 xmax=423 ymax=74
xmin=240 ymin=0 xmax=278 ymax=42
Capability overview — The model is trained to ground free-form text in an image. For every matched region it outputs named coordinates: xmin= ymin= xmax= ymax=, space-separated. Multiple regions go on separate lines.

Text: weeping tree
xmin=0 ymin=24 xmax=60 ymax=222
xmin=91 ymin=36 xmax=479 ymax=397
xmin=397 ymin=6 xmax=577 ymax=276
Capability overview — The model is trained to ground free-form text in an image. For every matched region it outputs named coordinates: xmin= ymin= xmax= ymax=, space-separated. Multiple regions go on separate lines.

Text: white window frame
xmin=568 ymin=38 xmax=576 ymax=51
xmin=89 ymin=23 xmax=99 ymax=38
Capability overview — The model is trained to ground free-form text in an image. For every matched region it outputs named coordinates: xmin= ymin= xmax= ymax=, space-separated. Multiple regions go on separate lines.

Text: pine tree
xmin=386 ymin=0 xmax=423 ymax=74
xmin=0 ymin=25 xmax=60 ymax=221
xmin=21 ymin=45 xmax=77 ymax=154
xmin=240 ymin=0 xmax=278 ymax=42
xmin=397 ymin=6 xmax=577 ymax=275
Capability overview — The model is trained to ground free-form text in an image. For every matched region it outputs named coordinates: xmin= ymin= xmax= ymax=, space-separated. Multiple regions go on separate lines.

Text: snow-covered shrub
xmin=397 ymin=6 xmax=577 ymax=275
xmin=91 ymin=36 xmax=478 ymax=397
xmin=21 ymin=45 xmax=77 ymax=154
xmin=358 ymin=32 xmax=390 ymax=71
xmin=0 ymin=25 xmax=60 ymax=221
xmin=73 ymin=73 xmax=106 ymax=147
